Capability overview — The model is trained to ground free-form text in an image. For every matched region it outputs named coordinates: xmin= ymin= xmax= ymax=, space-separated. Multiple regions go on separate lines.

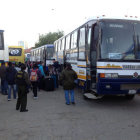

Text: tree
xmin=35 ymin=31 xmax=64 ymax=48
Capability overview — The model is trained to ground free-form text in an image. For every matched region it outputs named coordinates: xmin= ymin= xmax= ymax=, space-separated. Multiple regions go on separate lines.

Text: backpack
xmin=30 ymin=69 xmax=38 ymax=82
xmin=16 ymin=71 xmax=26 ymax=85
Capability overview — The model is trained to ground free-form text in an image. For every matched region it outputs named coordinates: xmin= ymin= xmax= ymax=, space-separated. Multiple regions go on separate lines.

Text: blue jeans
xmin=8 ymin=84 xmax=17 ymax=99
xmin=64 ymin=90 xmax=75 ymax=104
xmin=1 ymin=79 xmax=8 ymax=94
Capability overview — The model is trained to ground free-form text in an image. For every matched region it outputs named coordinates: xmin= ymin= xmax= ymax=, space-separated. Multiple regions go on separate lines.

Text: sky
xmin=0 ymin=0 xmax=140 ymax=48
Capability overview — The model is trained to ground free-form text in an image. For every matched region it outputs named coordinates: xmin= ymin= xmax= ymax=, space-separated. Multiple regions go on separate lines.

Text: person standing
xmin=30 ymin=64 xmax=41 ymax=99
xmin=38 ymin=61 xmax=46 ymax=90
xmin=0 ymin=62 xmax=8 ymax=95
xmin=15 ymin=64 xmax=31 ymax=112
xmin=59 ymin=63 xmax=77 ymax=105
xmin=6 ymin=62 xmax=17 ymax=100
xmin=53 ymin=59 xmax=60 ymax=88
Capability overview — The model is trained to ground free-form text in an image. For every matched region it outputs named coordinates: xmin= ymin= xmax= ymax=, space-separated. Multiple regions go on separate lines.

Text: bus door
xmin=90 ymin=24 xmax=99 ymax=89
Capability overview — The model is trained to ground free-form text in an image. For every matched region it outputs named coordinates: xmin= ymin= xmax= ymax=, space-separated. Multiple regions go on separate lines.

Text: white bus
xmin=30 ymin=44 xmax=54 ymax=64
xmin=0 ymin=30 xmax=9 ymax=66
xmin=54 ymin=16 xmax=140 ymax=99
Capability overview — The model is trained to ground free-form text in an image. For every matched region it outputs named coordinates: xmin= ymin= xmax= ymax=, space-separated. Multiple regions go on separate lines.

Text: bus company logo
xmin=106 ymin=64 xmax=121 ymax=68
xmin=133 ymin=72 xmax=138 ymax=78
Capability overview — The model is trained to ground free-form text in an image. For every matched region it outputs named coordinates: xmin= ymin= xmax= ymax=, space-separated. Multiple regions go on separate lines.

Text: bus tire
xmin=125 ymin=94 xmax=135 ymax=100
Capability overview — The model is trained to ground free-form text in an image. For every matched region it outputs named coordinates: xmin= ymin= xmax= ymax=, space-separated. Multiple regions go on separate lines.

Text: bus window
xmin=87 ymin=27 xmax=92 ymax=62
xmin=0 ymin=33 xmax=3 ymax=49
xmin=78 ymin=27 xmax=86 ymax=59
xmin=65 ymin=35 xmax=70 ymax=50
xmin=61 ymin=38 xmax=65 ymax=50
xmin=58 ymin=40 xmax=62 ymax=51
xmin=71 ymin=31 xmax=77 ymax=49
xmin=54 ymin=42 xmax=57 ymax=52
xmin=38 ymin=49 xmax=40 ymax=55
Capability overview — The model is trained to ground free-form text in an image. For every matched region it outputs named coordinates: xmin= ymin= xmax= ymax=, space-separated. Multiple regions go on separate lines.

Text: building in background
xmin=24 ymin=48 xmax=32 ymax=62
xmin=18 ymin=41 xmax=28 ymax=49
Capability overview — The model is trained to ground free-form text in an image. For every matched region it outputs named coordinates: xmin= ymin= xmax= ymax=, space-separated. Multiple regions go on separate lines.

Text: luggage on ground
xmin=44 ymin=77 xmax=54 ymax=91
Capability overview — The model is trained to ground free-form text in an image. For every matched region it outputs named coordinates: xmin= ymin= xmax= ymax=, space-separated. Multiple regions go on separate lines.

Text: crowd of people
xmin=0 ymin=59 xmax=77 ymax=112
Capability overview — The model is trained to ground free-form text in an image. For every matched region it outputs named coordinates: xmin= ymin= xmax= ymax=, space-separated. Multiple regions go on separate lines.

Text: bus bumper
xmin=97 ymin=78 xmax=140 ymax=95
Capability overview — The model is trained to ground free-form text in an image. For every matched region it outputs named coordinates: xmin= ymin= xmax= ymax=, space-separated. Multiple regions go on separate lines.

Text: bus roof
xmin=54 ymin=16 xmax=140 ymax=44
xmin=0 ymin=30 xmax=4 ymax=33
xmin=31 ymin=44 xmax=54 ymax=52
xmin=44 ymin=44 xmax=54 ymax=47
xmin=86 ymin=15 xmax=140 ymax=22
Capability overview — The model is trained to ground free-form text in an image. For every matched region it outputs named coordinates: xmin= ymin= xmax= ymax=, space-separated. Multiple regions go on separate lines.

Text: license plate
xmin=128 ymin=90 xmax=136 ymax=94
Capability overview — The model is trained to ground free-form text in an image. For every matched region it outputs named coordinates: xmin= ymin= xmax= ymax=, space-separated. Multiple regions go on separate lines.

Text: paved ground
xmin=0 ymin=86 xmax=140 ymax=140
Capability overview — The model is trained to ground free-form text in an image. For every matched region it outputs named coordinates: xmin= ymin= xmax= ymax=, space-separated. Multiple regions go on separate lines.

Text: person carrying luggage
xmin=59 ymin=63 xmax=77 ymax=105
xmin=15 ymin=64 xmax=31 ymax=112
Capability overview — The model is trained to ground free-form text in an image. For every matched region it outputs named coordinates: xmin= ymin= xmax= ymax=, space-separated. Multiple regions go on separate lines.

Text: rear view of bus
xmin=8 ymin=46 xmax=25 ymax=63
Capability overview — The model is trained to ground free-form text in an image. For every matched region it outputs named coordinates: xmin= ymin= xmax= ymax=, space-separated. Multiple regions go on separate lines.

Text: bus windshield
xmin=46 ymin=46 xmax=54 ymax=59
xmin=100 ymin=20 xmax=140 ymax=60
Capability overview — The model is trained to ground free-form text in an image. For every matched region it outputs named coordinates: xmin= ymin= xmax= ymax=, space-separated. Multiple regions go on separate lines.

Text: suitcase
xmin=44 ymin=77 xmax=54 ymax=91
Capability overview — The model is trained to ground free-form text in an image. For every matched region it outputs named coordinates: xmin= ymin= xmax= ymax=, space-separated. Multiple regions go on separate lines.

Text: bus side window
xmin=71 ymin=31 xmax=77 ymax=49
xmin=78 ymin=27 xmax=86 ymax=60
xmin=87 ymin=27 xmax=91 ymax=62
xmin=61 ymin=38 xmax=65 ymax=50
xmin=0 ymin=32 xmax=4 ymax=50
xmin=65 ymin=35 xmax=70 ymax=50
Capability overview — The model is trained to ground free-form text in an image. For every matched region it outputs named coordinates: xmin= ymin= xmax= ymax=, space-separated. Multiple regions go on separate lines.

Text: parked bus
xmin=0 ymin=30 xmax=9 ymax=66
xmin=54 ymin=16 xmax=140 ymax=99
xmin=30 ymin=44 xmax=54 ymax=65
xmin=8 ymin=46 xmax=25 ymax=63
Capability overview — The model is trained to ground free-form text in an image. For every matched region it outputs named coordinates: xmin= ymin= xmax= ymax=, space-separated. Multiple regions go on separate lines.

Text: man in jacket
xmin=16 ymin=64 xmax=31 ymax=112
xmin=0 ymin=62 xmax=8 ymax=95
xmin=60 ymin=63 xmax=77 ymax=105
xmin=6 ymin=62 xmax=17 ymax=100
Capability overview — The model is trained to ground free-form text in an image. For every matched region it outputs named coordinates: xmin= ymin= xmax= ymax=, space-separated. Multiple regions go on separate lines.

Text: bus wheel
xmin=125 ymin=94 xmax=135 ymax=100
